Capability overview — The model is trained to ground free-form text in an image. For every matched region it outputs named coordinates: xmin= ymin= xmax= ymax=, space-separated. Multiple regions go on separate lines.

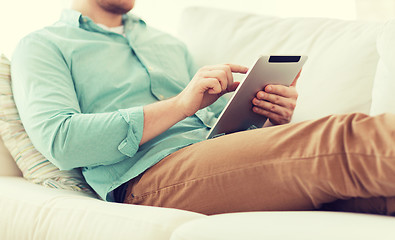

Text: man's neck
xmin=71 ymin=1 xmax=123 ymax=27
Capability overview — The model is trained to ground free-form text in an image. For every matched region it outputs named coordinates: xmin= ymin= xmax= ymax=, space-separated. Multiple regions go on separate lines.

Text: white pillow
xmin=178 ymin=7 xmax=382 ymax=122
xmin=370 ymin=19 xmax=395 ymax=116
xmin=0 ymin=54 xmax=93 ymax=193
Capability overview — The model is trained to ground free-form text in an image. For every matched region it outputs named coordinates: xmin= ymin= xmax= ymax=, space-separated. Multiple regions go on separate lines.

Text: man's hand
xmin=176 ymin=64 xmax=248 ymax=117
xmin=140 ymin=64 xmax=247 ymax=146
xmin=251 ymin=71 xmax=301 ymax=125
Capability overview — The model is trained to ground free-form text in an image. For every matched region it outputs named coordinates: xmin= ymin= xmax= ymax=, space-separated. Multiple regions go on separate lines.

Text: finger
xmin=227 ymin=82 xmax=240 ymax=92
xmin=252 ymin=107 xmax=290 ymax=125
xmin=252 ymin=97 xmax=294 ymax=124
xmin=202 ymin=77 xmax=223 ymax=95
xmin=256 ymin=91 xmax=297 ymax=110
xmin=225 ymin=64 xmax=249 ymax=74
xmin=203 ymin=65 xmax=235 ymax=91
xmin=202 ymin=70 xmax=228 ymax=91
xmin=291 ymin=69 xmax=302 ymax=87
xmin=252 ymin=97 xmax=291 ymax=116
xmin=203 ymin=64 xmax=248 ymax=91
xmin=203 ymin=65 xmax=232 ymax=80
xmin=220 ymin=64 xmax=247 ymax=91
xmin=219 ymin=65 xmax=234 ymax=91
xmin=264 ymin=85 xmax=299 ymax=99
xmin=252 ymin=104 xmax=292 ymax=125
xmin=202 ymin=64 xmax=248 ymax=74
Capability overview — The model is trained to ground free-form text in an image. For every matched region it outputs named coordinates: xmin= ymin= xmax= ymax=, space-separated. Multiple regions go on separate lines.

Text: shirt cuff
xmin=117 ymin=106 xmax=144 ymax=157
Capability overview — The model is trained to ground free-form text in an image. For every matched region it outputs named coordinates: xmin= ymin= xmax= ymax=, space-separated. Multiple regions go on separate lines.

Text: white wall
xmin=0 ymin=0 xmax=69 ymax=58
xmin=356 ymin=0 xmax=395 ymax=21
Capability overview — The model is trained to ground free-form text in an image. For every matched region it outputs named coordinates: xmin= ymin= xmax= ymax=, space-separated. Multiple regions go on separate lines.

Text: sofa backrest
xmin=178 ymin=7 xmax=382 ymax=123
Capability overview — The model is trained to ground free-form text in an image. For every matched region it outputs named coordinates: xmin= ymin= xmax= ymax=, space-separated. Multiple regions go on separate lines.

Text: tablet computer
xmin=206 ymin=55 xmax=308 ymax=139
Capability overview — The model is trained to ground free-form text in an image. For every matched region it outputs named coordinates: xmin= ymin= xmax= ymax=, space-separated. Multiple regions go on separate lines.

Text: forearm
xmin=20 ymin=109 xmax=144 ymax=170
xmin=31 ymin=97 xmax=186 ymax=169
xmin=140 ymin=97 xmax=187 ymax=145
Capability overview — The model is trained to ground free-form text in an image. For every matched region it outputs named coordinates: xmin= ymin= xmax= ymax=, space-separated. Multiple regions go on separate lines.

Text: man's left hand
xmin=251 ymin=72 xmax=300 ymax=125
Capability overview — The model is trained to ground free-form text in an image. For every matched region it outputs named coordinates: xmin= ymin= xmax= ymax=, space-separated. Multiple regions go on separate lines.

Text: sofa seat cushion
xmin=0 ymin=177 xmax=204 ymax=240
xmin=170 ymin=211 xmax=395 ymax=240
xmin=178 ymin=7 xmax=381 ymax=123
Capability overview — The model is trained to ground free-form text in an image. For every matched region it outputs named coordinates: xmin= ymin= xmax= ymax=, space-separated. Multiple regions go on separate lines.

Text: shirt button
xmin=148 ymin=66 xmax=154 ymax=71
xmin=158 ymin=95 xmax=165 ymax=100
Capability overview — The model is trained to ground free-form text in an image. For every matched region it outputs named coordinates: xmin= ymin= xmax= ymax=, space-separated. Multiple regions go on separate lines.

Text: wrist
xmin=170 ymin=95 xmax=190 ymax=119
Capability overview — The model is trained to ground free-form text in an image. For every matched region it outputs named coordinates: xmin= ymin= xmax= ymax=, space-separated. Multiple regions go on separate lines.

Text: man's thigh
xmin=124 ymin=113 xmax=395 ymax=214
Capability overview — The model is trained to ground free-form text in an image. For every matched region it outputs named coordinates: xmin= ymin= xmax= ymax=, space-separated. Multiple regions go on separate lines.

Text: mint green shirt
xmin=11 ymin=9 xmax=227 ymax=201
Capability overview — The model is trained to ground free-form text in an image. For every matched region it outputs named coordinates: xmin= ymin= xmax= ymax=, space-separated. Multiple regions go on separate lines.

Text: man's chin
xmin=105 ymin=5 xmax=133 ymax=15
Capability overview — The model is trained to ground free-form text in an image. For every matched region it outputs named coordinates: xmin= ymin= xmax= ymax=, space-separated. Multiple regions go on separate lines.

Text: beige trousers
xmin=124 ymin=113 xmax=395 ymax=215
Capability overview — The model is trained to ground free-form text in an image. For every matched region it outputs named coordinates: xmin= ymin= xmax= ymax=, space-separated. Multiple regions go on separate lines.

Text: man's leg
xmin=124 ymin=113 xmax=395 ymax=215
xmin=320 ymin=197 xmax=395 ymax=216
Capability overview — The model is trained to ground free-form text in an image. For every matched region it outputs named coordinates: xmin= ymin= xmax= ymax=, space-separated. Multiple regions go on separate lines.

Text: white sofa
xmin=2 ymin=6 xmax=395 ymax=240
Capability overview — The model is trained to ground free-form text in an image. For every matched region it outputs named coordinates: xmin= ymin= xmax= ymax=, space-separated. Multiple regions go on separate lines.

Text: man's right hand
xmin=176 ymin=64 xmax=249 ymax=117
xmin=140 ymin=64 xmax=247 ymax=146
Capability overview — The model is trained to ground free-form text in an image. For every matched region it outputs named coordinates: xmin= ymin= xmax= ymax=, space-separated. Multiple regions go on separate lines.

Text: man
xmin=11 ymin=0 xmax=395 ymax=215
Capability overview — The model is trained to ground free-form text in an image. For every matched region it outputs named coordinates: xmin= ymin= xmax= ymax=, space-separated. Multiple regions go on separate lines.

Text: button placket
xmin=129 ymin=45 xmax=164 ymax=101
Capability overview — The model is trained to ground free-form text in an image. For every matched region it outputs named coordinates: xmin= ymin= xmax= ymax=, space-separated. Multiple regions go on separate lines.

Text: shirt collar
xmin=60 ymin=9 xmax=82 ymax=27
xmin=122 ymin=12 xmax=146 ymax=26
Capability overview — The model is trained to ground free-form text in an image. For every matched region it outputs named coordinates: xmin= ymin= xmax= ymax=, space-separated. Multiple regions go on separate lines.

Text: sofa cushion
xmin=0 ymin=56 xmax=23 ymax=177
xmin=178 ymin=7 xmax=381 ymax=122
xmin=170 ymin=211 xmax=395 ymax=240
xmin=370 ymin=19 xmax=395 ymax=115
xmin=0 ymin=177 xmax=204 ymax=240
xmin=0 ymin=54 xmax=92 ymax=193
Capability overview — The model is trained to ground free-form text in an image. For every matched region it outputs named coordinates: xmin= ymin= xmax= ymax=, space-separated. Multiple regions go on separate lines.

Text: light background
xmin=1 ymin=0 xmax=395 ymax=58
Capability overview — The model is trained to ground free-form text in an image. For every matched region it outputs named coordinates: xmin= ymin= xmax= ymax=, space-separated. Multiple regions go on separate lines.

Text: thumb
xmin=291 ymin=70 xmax=302 ymax=87
xmin=227 ymin=82 xmax=240 ymax=92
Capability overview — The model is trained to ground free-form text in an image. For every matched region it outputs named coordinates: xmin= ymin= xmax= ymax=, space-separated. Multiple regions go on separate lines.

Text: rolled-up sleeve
xmin=11 ymin=35 xmax=144 ymax=170
xmin=117 ymin=108 xmax=144 ymax=157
